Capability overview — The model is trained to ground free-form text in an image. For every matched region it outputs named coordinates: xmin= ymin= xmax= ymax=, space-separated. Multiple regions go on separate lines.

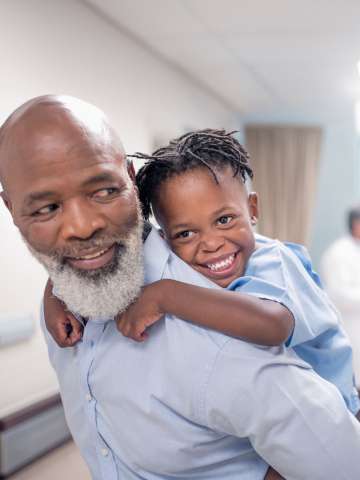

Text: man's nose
xmin=60 ymin=200 xmax=107 ymax=241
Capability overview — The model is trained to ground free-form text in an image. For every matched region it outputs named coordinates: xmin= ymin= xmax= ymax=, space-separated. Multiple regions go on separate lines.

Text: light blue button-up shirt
xmin=229 ymin=234 xmax=360 ymax=414
xmin=42 ymin=228 xmax=360 ymax=479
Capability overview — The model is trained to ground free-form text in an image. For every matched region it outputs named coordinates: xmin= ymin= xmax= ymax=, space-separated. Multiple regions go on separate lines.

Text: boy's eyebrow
xmin=170 ymin=206 xmax=237 ymax=231
xmin=211 ymin=206 xmax=233 ymax=217
xmin=171 ymin=222 xmax=192 ymax=231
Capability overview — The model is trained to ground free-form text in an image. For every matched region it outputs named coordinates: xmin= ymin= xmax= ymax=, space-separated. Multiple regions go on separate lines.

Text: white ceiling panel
xmin=84 ymin=0 xmax=360 ymax=120
xmin=183 ymin=0 xmax=360 ymax=34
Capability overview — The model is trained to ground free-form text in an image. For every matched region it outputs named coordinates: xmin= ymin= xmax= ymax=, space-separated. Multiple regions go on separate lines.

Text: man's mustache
xmin=50 ymin=234 xmax=127 ymax=262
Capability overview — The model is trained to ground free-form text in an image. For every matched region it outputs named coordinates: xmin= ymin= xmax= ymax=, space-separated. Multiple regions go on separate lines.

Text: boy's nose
xmin=200 ymin=233 xmax=225 ymax=253
xmin=61 ymin=200 xmax=107 ymax=241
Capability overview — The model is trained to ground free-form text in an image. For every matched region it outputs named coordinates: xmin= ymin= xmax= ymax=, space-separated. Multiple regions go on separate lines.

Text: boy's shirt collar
xmin=143 ymin=227 xmax=171 ymax=284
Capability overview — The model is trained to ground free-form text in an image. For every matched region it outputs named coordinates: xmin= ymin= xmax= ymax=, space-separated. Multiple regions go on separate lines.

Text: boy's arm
xmin=117 ymin=279 xmax=294 ymax=345
xmin=264 ymin=467 xmax=285 ymax=480
xmin=44 ymin=279 xmax=83 ymax=347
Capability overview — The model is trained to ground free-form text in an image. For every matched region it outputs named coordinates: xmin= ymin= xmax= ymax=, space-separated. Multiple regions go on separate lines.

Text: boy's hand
xmin=44 ymin=279 xmax=83 ymax=347
xmin=116 ymin=281 xmax=166 ymax=341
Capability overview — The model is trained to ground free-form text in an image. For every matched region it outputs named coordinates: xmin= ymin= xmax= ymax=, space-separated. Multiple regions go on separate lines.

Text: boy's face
xmin=154 ymin=167 xmax=258 ymax=288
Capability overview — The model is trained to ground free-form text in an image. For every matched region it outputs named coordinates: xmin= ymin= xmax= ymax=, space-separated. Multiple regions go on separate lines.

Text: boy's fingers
xmin=67 ymin=336 xmax=81 ymax=346
xmin=70 ymin=318 xmax=83 ymax=336
xmin=120 ymin=322 xmax=131 ymax=337
xmin=69 ymin=328 xmax=82 ymax=343
xmin=139 ymin=331 xmax=149 ymax=341
xmin=116 ymin=313 xmax=125 ymax=330
xmin=57 ymin=325 xmax=81 ymax=347
xmin=135 ymin=323 xmax=146 ymax=336
xmin=53 ymin=325 xmax=70 ymax=348
xmin=66 ymin=312 xmax=82 ymax=330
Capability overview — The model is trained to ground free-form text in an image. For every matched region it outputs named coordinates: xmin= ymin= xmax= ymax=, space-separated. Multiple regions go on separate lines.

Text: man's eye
xmin=33 ymin=204 xmax=58 ymax=216
xmin=94 ymin=188 xmax=119 ymax=198
xmin=217 ymin=215 xmax=233 ymax=225
xmin=175 ymin=230 xmax=194 ymax=239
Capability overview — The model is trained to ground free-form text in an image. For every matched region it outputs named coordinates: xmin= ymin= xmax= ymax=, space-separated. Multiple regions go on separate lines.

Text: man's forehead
xmin=6 ymin=104 xmax=117 ymax=151
xmin=2 ymin=95 xmax=111 ymax=133
xmin=0 ymin=95 xmax=125 ymax=191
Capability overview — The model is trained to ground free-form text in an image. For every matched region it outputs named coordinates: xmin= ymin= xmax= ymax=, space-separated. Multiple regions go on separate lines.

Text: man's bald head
xmin=0 ymin=95 xmax=125 ymax=195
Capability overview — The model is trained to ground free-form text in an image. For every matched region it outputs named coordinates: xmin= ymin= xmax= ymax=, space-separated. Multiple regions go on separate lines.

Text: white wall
xmin=0 ymin=0 xmax=236 ymax=319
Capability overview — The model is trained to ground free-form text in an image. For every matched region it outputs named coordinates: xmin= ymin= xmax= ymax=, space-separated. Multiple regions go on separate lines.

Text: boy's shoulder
xmin=254 ymin=234 xmax=309 ymax=257
xmin=249 ymin=234 xmax=322 ymax=287
xmin=252 ymin=233 xmax=306 ymax=266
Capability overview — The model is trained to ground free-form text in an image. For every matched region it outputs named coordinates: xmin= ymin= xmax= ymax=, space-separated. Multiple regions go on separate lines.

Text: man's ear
xmin=127 ymin=159 xmax=136 ymax=184
xmin=248 ymin=192 xmax=259 ymax=226
xmin=0 ymin=190 xmax=13 ymax=214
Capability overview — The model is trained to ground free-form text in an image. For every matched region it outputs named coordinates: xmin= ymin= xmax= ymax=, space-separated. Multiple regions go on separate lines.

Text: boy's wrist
xmin=151 ymin=279 xmax=176 ymax=314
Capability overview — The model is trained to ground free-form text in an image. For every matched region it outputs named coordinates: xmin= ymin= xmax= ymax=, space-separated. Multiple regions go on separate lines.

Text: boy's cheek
xmin=171 ymin=244 xmax=188 ymax=262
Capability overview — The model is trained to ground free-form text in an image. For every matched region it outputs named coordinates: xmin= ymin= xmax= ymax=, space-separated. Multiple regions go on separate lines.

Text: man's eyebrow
xmin=24 ymin=173 xmax=124 ymax=207
xmin=25 ymin=191 xmax=57 ymax=207
xmin=81 ymin=172 xmax=120 ymax=187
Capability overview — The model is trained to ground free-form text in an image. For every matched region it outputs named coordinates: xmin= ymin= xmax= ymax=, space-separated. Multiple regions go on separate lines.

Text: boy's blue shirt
xmin=228 ymin=233 xmax=360 ymax=414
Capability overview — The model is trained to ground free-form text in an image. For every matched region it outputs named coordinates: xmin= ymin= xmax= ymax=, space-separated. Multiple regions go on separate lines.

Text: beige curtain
xmin=245 ymin=125 xmax=322 ymax=246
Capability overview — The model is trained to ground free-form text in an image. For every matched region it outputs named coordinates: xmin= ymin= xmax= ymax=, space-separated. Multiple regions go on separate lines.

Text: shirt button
xmin=85 ymin=393 xmax=92 ymax=402
xmin=101 ymin=447 xmax=109 ymax=457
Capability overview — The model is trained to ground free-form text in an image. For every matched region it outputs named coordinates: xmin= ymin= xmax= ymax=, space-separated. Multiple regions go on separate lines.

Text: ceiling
xmin=84 ymin=0 xmax=360 ymax=122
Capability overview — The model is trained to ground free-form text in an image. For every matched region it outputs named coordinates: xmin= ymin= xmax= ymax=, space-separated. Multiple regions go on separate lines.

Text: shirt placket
xmin=78 ymin=320 xmax=118 ymax=479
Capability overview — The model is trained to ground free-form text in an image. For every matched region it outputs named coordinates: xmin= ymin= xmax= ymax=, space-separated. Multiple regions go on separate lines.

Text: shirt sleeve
xmin=204 ymin=339 xmax=360 ymax=480
xmin=228 ymin=241 xmax=339 ymax=347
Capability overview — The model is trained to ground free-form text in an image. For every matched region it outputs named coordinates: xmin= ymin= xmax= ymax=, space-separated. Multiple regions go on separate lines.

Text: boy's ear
xmin=248 ymin=192 xmax=259 ymax=226
xmin=158 ymin=229 xmax=165 ymax=239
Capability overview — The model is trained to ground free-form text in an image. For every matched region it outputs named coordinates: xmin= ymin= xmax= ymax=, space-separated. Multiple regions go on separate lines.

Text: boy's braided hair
xmin=129 ymin=129 xmax=253 ymax=220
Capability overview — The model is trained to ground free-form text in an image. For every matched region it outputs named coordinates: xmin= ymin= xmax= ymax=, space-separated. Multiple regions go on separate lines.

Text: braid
xmin=129 ymin=129 xmax=253 ymax=220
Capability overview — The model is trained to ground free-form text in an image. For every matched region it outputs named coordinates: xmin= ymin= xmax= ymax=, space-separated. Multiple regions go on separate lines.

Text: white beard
xmin=24 ymin=219 xmax=144 ymax=320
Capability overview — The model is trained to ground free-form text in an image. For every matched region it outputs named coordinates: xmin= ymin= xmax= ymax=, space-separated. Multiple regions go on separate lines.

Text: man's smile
xmin=65 ymin=244 xmax=116 ymax=270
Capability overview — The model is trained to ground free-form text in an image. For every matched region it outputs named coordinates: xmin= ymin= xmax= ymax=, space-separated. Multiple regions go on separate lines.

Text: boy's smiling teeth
xmin=207 ymin=253 xmax=235 ymax=272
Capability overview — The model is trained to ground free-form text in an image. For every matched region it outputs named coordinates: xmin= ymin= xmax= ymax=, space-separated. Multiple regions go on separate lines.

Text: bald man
xmin=1 ymin=96 xmax=360 ymax=480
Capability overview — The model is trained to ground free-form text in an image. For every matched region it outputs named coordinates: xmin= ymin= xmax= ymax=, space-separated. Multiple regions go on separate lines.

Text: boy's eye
xmin=217 ymin=215 xmax=233 ymax=225
xmin=33 ymin=204 xmax=58 ymax=216
xmin=175 ymin=230 xmax=194 ymax=239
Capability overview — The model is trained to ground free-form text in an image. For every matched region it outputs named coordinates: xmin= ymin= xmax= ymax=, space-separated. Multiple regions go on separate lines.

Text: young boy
xmin=44 ymin=129 xmax=359 ymax=419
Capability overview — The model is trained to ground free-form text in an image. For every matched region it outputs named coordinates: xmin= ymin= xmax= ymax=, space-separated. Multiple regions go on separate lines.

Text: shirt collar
xmin=143 ymin=227 xmax=171 ymax=284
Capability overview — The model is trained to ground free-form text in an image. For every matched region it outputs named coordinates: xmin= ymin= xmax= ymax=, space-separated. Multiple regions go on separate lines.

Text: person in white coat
xmin=321 ymin=205 xmax=360 ymax=385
